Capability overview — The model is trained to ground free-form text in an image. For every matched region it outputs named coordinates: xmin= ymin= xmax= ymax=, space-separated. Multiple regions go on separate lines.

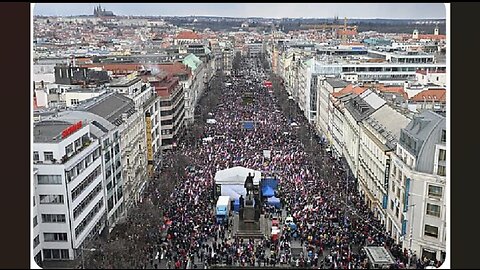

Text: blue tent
xmin=262 ymin=185 xmax=275 ymax=197
xmin=261 ymin=178 xmax=278 ymax=190
xmin=267 ymin=196 xmax=281 ymax=209
xmin=243 ymin=121 xmax=254 ymax=130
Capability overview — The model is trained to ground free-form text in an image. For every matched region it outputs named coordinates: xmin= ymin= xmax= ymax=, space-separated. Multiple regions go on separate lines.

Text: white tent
xmin=214 ymin=166 xmax=262 ymax=201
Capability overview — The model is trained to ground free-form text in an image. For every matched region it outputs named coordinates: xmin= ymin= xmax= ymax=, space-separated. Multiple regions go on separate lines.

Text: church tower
xmin=413 ymin=29 xmax=419 ymax=39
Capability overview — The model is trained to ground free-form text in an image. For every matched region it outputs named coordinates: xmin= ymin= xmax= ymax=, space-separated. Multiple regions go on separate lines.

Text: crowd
xmin=83 ymin=56 xmax=441 ymax=269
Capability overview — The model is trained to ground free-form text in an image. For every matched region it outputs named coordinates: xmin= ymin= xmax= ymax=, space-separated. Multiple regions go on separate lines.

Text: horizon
xmin=33 ymin=3 xmax=447 ymax=20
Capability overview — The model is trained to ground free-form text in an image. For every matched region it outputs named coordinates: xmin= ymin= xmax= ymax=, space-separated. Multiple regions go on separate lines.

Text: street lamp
xmin=407 ymin=204 xmax=416 ymax=268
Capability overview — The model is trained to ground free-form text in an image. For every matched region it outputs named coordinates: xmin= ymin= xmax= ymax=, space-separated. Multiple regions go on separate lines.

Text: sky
xmin=33 ymin=3 xmax=447 ymax=19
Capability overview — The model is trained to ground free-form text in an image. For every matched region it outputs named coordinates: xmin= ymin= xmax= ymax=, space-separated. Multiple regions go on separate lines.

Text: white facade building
xmin=386 ymin=111 xmax=446 ymax=263
xmin=33 ymin=120 xmax=105 ymax=263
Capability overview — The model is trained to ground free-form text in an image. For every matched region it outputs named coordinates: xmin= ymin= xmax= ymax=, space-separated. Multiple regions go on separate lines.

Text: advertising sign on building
xmin=403 ymin=178 xmax=411 ymax=213
xmin=145 ymin=112 xmax=154 ymax=176
xmin=384 ymin=158 xmax=391 ymax=190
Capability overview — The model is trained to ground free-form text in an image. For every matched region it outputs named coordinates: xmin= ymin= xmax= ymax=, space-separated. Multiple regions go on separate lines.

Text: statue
xmin=244 ymin=172 xmax=254 ymax=196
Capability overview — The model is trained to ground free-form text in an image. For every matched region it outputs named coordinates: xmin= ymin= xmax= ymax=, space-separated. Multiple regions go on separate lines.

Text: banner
xmin=403 ymin=178 xmax=411 ymax=213
xmin=145 ymin=112 xmax=154 ymax=176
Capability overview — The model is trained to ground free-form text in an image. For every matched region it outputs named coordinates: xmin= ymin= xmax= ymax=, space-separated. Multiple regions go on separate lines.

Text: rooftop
xmin=411 ymin=89 xmax=446 ymax=102
xmin=79 ymin=92 xmax=136 ymax=126
xmin=34 ymin=120 xmax=75 ymax=143
xmin=176 ymin=31 xmax=202 ymax=40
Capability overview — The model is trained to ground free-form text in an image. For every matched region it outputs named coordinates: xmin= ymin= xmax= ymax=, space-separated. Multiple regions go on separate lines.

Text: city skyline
xmin=33 ymin=3 xmax=447 ymax=19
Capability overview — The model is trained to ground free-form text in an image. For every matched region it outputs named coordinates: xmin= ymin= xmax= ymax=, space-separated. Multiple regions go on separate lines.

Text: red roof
xmin=337 ymin=29 xmax=357 ymax=36
xmin=175 ymin=31 xmax=202 ymax=40
xmin=411 ymin=89 xmax=446 ymax=102
xmin=332 ymin=84 xmax=367 ymax=98
xmin=377 ymin=85 xmax=408 ymax=100
xmin=416 ymin=34 xmax=446 ymax=40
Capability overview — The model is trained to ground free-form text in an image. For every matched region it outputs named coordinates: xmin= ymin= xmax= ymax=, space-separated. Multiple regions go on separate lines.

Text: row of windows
xmin=73 ymin=182 xmax=102 ymax=220
xmin=43 ymin=249 xmax=69 ymax=260
xmin=42 ymin=214 xmax=66 ymax=223
xmin=39 ymin=195 xmax=64 ymax=205
xmin=37 ymin=175 xmax=62 ymax=185
xmin=75 ymin=199 xmax=104 ymax=238
xmin=44 ymin=232 xmax=67 ymax=242
xmin=66 ymin=147 xmax=101 ymax=183
xmin=71 ymin=165 xmax=102 ymax=201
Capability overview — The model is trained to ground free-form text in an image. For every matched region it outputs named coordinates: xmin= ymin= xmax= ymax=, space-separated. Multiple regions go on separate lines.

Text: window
xmin=43 ymin=249 xmax=69 ymax=260
xmin=428 ymin=185 xmax=443 ymax=198
xmin=34 ymin=235 xmax=40 ymax=248
xmin=33 ymin=216 xmax=38 ymax=227
xmin=71 ymin=99 xmax=80 ymax=105
xmin=391 ymin=181 xmax=395 ymax=193
xmin=44 ymin=152 xmax=54 ymax=161
xmin=426 ymin=203 xmax=441 ymax=218
xmin=73 ymin=183 xmax=102 ymax=219
xmin=396 ymin=207 xmax=400 ymax=218
xmin=41 ymin=214 xmax=66 ymax=223
xmin=38 ymin=175 xmax=62 ymax=185
xmin=441 ymin=130 xmax=446 ymax=143
xmin=390 ymin=200 xmax=394 ymax=211
xmin=424 ymin=224 xmax=439 ymax=238
xmin=43 ymin=233 xmax=67 ymax=242
xmin=39 ymin=195 xmax=64 ymax=204
xmin=65 ymin=144 xmax=74 ymax=156
xmin=437 ymin=165 xmax=446 ymax=176
xmin=75 ymin=199 xmax=103 ymax=238
xmin=438 ymin=149 xmax=446 ymax=162
xmin=71 ymin=165 xmax=101 ymax=201
xmin=34 ymin=151 xmax=39 ymax=161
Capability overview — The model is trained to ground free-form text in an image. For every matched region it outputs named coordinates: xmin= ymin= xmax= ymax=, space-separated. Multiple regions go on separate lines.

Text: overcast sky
xmin=33 ymin=3 xmax=446 ymax=19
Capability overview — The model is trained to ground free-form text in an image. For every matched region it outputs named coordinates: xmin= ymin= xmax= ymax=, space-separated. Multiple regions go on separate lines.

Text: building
xmin=93 ymin=4 xmax=115 ymax=17
xmin=182 ymin=54 xmax=206 ymax=126
xmin=246 ymin=41 xmax=264 ymax=58
xmin=65 ymin=87 xmax=107 ymax=107
xmin=174 ymin=31 xmax=203 ymax=46
xmin=54 ymin=66 xmax=110 ymax=86
xmin=71 ymin=92 xmax=139 ymax=231
xmin=386 ymin=111 xmax=446 ymax=263
xmin=316 ymin=77 xmax=349 ymax=139
xmin=415 ymin=70 xmax=446 ymax=87
xmin=148 ymin=75 xmax=185 ymax=150
xmin=33 ymin=119 xmax=105 ymax=263
xmin=409 ymin=88 xmax=446 ymax=114
xmin=343 ymin=89 xmax=386 ymax=179
xmin=357 ymin=104 xmax=410 ymax=226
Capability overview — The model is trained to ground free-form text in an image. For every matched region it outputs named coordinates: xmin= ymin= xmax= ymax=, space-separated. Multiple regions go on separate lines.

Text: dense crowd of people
xmin=83 ymin=56 xmax=442 ymax=269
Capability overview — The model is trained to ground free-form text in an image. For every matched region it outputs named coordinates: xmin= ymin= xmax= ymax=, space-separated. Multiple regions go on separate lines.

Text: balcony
xmin=61 ymin=139 xmax=93 ymax=164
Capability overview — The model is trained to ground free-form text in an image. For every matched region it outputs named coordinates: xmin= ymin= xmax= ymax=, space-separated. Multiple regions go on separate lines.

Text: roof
xmin=417 ymin=34 xmax=446 ymax=40
xmin=34 ymin=120 xmax=74 ymax=143
xmin=81 ymin=92 xmax=136 ymax=126
xmin=333 ymin=84 xmax=367 ymax=98
xmin=176 ymin=31 xmax=202 ymax=40
xmin=337 ymin=29 xmax=357 ymax=36
xmin=400 ymin=110 xmax=445 ymax=174
xmin=182 ymin=54 xmax=203 ymax=71
xmin=377 ymin=85 xmax=408 ymax=100
xmin=214 ymin=166 xmax=262 ymax=186
xmin=364 ymin=246 xmax=395 ymax=265
xmin=158 ymin=62 xmax=191 ymax=77
xmin=367 ymin=105 xmax=411 ymax=150
xmin=326 ymin=78 xmax=349 ymax=89
xmin=345 ymin=89 xmax=386 ymax=122
xmin=411 ymin=89 xmax=446 ymax=102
